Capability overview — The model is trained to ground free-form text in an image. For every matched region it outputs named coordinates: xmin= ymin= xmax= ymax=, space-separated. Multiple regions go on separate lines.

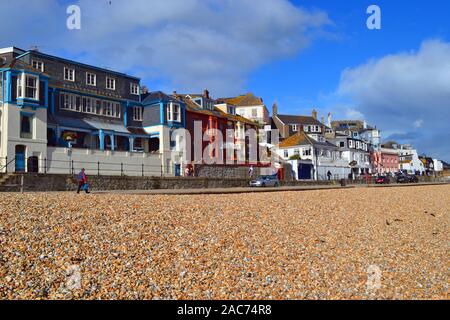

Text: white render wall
xmin=398 ymin=147 xmax=424 ymax=173
xmin=1 ymin=103 xmax=48 ymax=173
xmin=46 ymin=147 xmax=164 ymax=177
xmin=275 ymin=146 xmax=352 ymax=180
xmin=236 ymin=105 xmax=268 ymax=124
xmin=433 ymin=159 xmax=443 ymax=172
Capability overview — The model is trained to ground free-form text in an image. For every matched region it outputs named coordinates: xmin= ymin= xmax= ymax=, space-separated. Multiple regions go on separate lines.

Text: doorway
xmin=15 ymin=145 xmax=26 ymax=172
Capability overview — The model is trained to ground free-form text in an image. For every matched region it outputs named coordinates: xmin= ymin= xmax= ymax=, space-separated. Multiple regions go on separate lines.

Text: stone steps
xmin=0 ymin=174 xmax=22 ymax=192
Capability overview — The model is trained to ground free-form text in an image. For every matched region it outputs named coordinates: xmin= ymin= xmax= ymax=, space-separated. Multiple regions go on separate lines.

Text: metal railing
xmin=0 ymin=156 xmax=167 ymax=178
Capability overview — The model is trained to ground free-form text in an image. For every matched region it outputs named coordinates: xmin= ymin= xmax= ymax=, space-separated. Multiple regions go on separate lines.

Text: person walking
xmin=76 ymin=168 xmax=90 ymax=194
xmin=248 ymin=165 xmax=254 ymax=178
xmin=327 ymin=170 xmax=332 ymax=181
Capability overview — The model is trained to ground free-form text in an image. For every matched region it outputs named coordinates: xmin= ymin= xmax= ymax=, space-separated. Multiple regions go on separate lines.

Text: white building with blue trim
xmin=0 ymin=47 xmax=183 ymax=176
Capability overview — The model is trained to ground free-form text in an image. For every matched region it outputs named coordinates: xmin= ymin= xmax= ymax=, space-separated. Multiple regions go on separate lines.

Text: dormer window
xmin=228 ymin=106 xmax=236 ymax=115
xmin=17 ymin=73 xmax=39 ymax=100
xmin=193 ymin=98 xmax=203 ymax=107
xmin=32 ymin=60 xmax=44 ymax=72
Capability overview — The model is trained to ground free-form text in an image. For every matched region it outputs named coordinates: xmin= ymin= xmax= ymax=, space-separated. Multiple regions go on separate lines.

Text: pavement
xmin=92 ymin=181 xmax=448 ymax=195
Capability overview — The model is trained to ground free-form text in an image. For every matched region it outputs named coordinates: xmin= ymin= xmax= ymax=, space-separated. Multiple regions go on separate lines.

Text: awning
xmin=84 ymin=119 xmax=130 ymax=134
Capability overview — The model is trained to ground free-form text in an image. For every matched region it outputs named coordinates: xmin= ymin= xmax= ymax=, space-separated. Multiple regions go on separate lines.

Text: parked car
xmin=375 ymin=176 xmax=390 ymax=184
xmin=396 ymin=173 xmax=419 ymax=183
xmin=249 ymin=175 xmax=280 ymax=187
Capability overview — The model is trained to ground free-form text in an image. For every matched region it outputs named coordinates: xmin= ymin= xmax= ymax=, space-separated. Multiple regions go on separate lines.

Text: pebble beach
xmin=0 ymin=185 xmax=448 ymax=300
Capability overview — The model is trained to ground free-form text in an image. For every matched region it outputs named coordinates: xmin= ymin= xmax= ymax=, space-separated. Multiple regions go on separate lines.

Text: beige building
xmin=218 ymin=93 xmax=269 ymax=125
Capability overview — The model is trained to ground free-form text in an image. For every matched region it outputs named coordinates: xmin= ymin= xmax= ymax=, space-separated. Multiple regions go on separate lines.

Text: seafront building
xmin=1 ymin=46 xmax=445 ymax=180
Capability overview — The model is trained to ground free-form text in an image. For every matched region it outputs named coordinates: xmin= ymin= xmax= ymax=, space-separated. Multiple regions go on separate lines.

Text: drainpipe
xmin=314 ymin=146 xmax=319 ymax=181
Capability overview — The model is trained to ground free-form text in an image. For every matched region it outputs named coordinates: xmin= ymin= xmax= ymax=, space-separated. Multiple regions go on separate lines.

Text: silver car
xmin=249 ymin=175 xmax=280 ymax=187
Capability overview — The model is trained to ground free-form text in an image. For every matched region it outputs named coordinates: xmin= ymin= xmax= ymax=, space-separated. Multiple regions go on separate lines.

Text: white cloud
xmin=413 ymin=119 xmax=423 ymax=129
xmin=0 ymin=0 xmax=331 ymax=96
xmin=337 ymin=39 xmax=450 ymax=160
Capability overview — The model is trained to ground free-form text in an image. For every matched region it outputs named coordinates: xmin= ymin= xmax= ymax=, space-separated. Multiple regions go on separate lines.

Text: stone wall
xmin=194 ymin=163 xmax=293 ymax=179
xmin=16 ymin=174 xmax=252 ymax=192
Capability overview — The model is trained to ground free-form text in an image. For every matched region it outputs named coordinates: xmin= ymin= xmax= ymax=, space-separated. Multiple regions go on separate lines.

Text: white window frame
xmin=17 ymin=73 xmax=39 ymax=100
xmin=133 ymin=106 xmax=143 ymax=121
xmin=32 ymin=60 xmax=44 ymax=72
xmin=114 ymin=103 xmax=121 ymax=118
xmin=86 ymin=72 xmax=97 ymax=86
xmin=130 ymin=83 xmax=139 ymax=95
xmin=167 ymin=102 xmax=181 ymax=122
xmin=106 ymin=77 xmax=116 ymax=91
xmin=348 ymin=140 xmax=355 ymax=148
xmin=291 ymin=124 xmax=298 ymax=132
xmin=64 ymin=67 xmax=75 ymax=82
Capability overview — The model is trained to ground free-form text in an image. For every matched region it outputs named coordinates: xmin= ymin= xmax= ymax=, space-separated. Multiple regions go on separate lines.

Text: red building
xmin=175 ymin=90 xmax=259 ymax=165
xmin=372 ymin=148 xmax=399 ymax=174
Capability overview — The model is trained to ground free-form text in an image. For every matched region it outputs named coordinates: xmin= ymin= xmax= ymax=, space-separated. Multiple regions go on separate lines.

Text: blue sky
xmin=1 ymin=0 xmax=449 ymax=160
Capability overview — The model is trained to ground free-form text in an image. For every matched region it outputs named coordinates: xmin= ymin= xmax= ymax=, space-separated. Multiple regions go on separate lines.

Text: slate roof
xmin=142 ymin=91 xmax=182 ymax=104
xmin=276 ymin=114 xmax=324 ymax=126
xmin=6 ymin=59 xmax=50 ymax=77
xmin=175 ymin=94 xmax=256 ymax=125
xmin=381 ymin=141 xmax=400 ymax=149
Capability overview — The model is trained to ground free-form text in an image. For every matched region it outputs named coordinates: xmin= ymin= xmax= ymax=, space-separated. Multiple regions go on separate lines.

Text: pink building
xmin=372 ymin=148 xmax=399 ymax=174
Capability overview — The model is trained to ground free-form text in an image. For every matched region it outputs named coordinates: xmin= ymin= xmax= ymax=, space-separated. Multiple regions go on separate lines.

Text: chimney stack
xmin=203 ymin=89 xmax=210 ymax=99
xmin=327 ymin=112 xmax=332 ymax=127
xmin=312 ymin=109 xmax=317 ymax=120
xmin=272 ymin=102 xmax=278 ymax=116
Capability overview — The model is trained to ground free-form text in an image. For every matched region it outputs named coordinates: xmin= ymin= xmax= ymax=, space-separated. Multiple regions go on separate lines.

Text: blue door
xmin=15 ymin=145 xmax=26 ymax=172
xmin=298 ymin=164 xmax=312 ymax=180
xmin=174 ymin=164 xmax=181 ymax=177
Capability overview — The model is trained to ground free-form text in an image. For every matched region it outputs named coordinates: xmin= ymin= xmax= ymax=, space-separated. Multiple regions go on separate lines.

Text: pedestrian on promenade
xmin=76 ymin=168 xmax=90 ymax=194
xmin=248 ymin=165 xmax=254 ymax=178
xmin=327 ymin=170 xmax=332 ymax=180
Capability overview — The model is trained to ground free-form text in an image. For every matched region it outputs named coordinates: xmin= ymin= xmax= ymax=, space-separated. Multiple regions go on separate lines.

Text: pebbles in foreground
xmin=0 ymin=185 xmax=448 ymax=300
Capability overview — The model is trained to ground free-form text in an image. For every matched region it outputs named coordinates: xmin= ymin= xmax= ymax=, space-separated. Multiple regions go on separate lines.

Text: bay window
xmin=167 ymin=103 xmax=181 ymax=122
xmin=17 ymin=73 xmax=39 ymax=100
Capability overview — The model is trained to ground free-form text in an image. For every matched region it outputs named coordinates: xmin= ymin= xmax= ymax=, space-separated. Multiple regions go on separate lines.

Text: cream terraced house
xmin=218 ymin=93 xmax=270 ymax=125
